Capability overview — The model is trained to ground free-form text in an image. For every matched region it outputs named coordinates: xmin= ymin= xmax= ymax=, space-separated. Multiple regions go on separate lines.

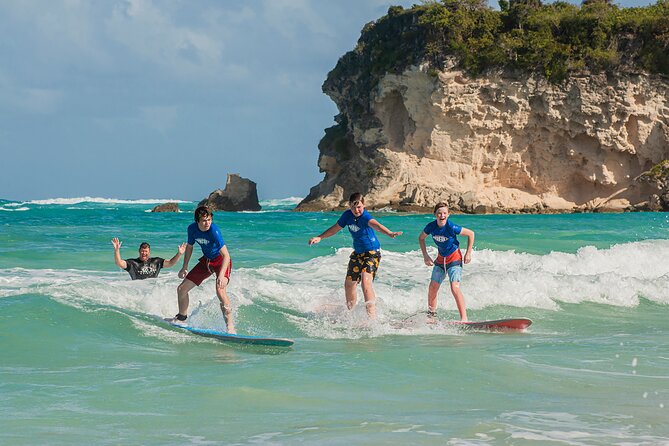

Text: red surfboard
xmin=445 ymin=318 xmax=532 ymax=331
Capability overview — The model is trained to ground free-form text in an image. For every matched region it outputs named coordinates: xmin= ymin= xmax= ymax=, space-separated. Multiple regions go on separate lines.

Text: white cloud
xmin=261 ymin=0 xmax=335 ymax=41
xmin=0 ymin=1 xmax=112 ymax=70
xmin=105 ymin=0 xmax=228 ymax=81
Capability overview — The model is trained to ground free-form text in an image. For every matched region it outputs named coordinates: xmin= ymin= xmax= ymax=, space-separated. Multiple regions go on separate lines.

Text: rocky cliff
xmin=296 ymin=6 xmax=669 ymax=213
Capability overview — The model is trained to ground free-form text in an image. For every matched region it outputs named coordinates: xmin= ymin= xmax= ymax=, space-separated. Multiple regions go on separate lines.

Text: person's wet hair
xmin=194 ymin=206 xmax=212 ymax=222
xmin=349 ymin=192 xmax=364 ymax=205
xmin=139 ymin=242 xmax=150 ymax=250
xmin=433 ymin=202 xmax=449 ymax=214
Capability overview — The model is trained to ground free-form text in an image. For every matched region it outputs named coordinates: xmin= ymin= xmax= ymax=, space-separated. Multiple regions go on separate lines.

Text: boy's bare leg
xmin=427 ymin=280 xmax=440 ymax=322
xmin=216 ymin=278 xmax=235 ymax=333
xmin=344 ymin=278 xmax=357 ymax=310
xmin=360 ymin=271 xmax=376 ymax=318
xmin=450 ymin=282 xmax=468 ymax=322
xmin=176 ymin=279 xmax=197 ymax=319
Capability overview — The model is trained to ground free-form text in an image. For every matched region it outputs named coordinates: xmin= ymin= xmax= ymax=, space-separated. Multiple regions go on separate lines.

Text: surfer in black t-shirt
xmin=111 ymin=238 xmax=186 ymax=280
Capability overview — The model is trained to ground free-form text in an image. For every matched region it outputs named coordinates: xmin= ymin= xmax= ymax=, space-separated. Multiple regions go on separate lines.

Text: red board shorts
xmin=186 ymin=254 xmax=232 ymax=286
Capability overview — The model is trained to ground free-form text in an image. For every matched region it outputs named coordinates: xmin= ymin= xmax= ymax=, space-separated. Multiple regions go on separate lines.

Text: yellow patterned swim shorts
xmin=346 ymin=250 xmax=381 ymax=282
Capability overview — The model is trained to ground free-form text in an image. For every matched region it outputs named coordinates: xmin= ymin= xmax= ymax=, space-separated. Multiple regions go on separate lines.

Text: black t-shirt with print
xmin=124 ymin=257 xmax=165 ymax=280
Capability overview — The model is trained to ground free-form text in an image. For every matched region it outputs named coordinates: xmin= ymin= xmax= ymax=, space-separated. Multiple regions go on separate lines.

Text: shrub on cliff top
xmin=356 ymin=0 xmax=669 ymax=82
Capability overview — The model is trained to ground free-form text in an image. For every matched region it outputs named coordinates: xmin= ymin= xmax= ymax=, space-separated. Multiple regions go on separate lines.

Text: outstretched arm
xmin=308 ymin=223 xmax=342 ymax=245
xmin=418 ymin=232 xmax=434 ymax=266
xmin=460 ymin=228 xmax=475 ymax=264
xmin=111 ymin=238 xmax=127 ymax=270
xmin=178 ymin=244 xmax=194 ymax=279
xmin=164 ymin=242 xmax=187 ymax=268
xmin=369 ymin=219 xmax=402 ymax=238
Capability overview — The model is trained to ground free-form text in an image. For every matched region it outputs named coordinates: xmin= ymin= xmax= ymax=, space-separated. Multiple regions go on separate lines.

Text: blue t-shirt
xmin=423 ymin=219 xmax=462 ymax=257
xmin=337 ymin=209 xmax=380 ymax=253
xmin=187 ymin=222 xmax=225 ymax=260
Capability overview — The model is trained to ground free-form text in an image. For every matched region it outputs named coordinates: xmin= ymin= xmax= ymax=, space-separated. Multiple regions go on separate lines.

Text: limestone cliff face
xmin=297 ymin=63 xmax=669 ymax=213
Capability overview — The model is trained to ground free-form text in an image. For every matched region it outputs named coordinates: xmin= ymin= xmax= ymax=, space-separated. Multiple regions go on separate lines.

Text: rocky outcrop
xmin=151 ymin=202 xmax=180 ymax=212
xmin=634 ymin=160 xmax=669 ymax=211
xmin=199 ymin=174 xmax=261 ymax=212
xmin=297 ymin=62 xmax=669 ymax=213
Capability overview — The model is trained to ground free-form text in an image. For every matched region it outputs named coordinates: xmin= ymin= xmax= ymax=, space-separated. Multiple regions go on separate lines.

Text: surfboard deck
xmin=443 ymin=318 xmax=532 ymax=331
xmin=393 ymin=315 xmax=532 ymax=332
xmin=164 ymin=320 xmax=295 ymax=347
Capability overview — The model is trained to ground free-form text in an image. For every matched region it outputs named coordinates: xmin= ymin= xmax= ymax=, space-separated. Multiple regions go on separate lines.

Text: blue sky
xmin=0 ymin=0 xmax=656 ymax=201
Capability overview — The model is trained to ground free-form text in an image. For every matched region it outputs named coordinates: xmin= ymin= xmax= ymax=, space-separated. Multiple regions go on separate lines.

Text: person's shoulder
xmin=187 ymin=222 xmax=198 ymax=231
xmin=423 ymin=220 xmax=437 ymax=232
xmin=338 ymin=209 xmax=353 ymax=220
xmin=446 ymin=218 xmax=462 ymax=231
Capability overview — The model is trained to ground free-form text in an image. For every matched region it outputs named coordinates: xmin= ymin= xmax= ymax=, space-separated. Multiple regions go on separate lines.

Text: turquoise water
xmin=1 ymin=198 xmax=669 ymax=445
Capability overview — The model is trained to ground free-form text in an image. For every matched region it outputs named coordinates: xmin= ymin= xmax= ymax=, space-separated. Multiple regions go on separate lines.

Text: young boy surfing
xmin=308 ymin=192 xmax=402 ymax=318
xmin=418 ymin=202 xmax=475 ymax=322
xmin=170 ymin=206 xmax=235 ymax=333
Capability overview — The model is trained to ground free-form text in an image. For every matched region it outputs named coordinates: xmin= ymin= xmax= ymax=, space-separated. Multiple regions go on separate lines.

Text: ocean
xmin=1 ymin=197 xmax=668 ymax=445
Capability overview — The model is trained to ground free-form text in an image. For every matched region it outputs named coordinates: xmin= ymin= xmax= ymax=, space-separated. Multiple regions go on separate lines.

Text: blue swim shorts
xmin=430 ymin=264 xmax=462 ymax=284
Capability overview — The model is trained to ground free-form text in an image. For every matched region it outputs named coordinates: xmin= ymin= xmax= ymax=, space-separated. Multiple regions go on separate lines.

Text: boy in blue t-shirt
xmin=170 ymin=206 xmax=235 ymax=333
xmin=418 ymin=202 xmax=475 ymax=322
xmin=308 ymin=192 xmax=402 ymax=318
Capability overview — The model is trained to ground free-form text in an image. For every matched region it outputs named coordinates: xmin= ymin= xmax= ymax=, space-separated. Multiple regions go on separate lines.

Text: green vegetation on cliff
xmin=339 ymin=0 xmax=669 ymax=83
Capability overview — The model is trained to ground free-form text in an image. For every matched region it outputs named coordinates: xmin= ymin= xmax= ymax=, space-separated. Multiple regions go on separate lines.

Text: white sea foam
xmin=481 ymin=410 xmax=669 ymax=445
xmin=1 ymin=239 xmax=668 ymax=339
xmin=0 ymin=206 xmax=29 ymax=212
xmin=25 ymin=197 xmax=191 ymax=205
xmin=259 ymin=197 xmax=303 ymax=207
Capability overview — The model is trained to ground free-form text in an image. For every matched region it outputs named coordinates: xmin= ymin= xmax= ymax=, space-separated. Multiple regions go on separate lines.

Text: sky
xmin=0 ymin=0 xmax=656 ymax=201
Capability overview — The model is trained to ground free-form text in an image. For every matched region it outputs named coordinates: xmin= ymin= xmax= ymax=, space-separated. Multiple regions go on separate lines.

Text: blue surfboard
xmin=165 ymin=320 xmax=295 ymax=347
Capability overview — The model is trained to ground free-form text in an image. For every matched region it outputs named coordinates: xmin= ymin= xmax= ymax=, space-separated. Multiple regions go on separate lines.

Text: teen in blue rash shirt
xmin=418 ymin=202 xmax=475 ymax=322
xmin=169 ymin=206 xmax=235 ymax=333
xmin=308 ymin=192 xmax=402 ymax=318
